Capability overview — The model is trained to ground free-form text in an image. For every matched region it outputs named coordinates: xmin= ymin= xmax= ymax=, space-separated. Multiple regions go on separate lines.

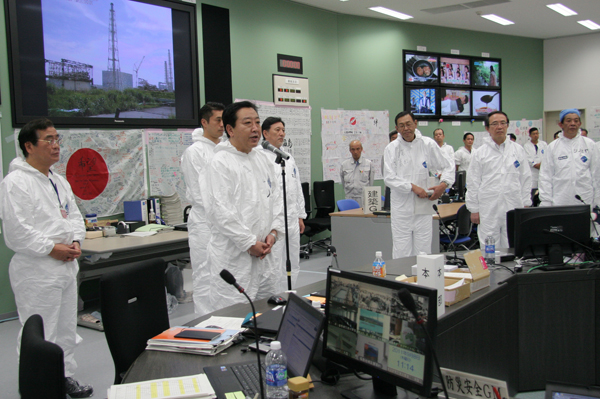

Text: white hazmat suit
xmin=538 ymin=131 xmax=600 ymax=208
xmin=259 ymin=148 xmax=306 ymax=291
xmin=206 ymin=141 xmax=285 ymax=310
xmin=180 ymin=130 xmax=217 ymax=315
xmin=523 ymin=140 xmax=548 ymax=189
xmin=454 ymin=146 xmax=472 ymax=172
xmin=466 ymin=137 xmax=532 ymax=248
xmin=0 ymin=157 xmax=86 ymax=377
xmin=384 ymin=129 xmax=454 ymax=259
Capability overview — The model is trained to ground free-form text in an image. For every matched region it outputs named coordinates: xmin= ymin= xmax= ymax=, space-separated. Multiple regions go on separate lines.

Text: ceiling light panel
xmin=546 ymin=3 xmax=577 ymax=17
xmin=578 ymin=19 xmax=600 ymax=30
xmin=369 ymin=6 xmax=413 ymax=20
xmin=481 ymin=14 xmax=515 ymax=25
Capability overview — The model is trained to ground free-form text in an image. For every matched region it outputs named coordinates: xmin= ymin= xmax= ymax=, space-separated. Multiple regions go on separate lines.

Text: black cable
xmin=352 ymin=369 xmax=372 ymax=380
xmin=417 ymin=323 xmax=450 ymax=399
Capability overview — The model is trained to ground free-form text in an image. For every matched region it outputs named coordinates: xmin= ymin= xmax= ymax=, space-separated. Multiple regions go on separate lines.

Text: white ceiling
xmin=287 ymin=0 xmax=600 ymax=39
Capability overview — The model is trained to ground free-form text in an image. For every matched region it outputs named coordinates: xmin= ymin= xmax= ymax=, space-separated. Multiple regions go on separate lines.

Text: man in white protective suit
xmin=259 ymin=117 xmax=306 ymax=291
xmin=180 ymin=102 xmax=224 ymax=315
xmin=523 ymin=127 xmax=548 ymax=205
xmin=384 ymin=111 xmax=454 ymax=259
xmin=539 ymin=109 xmax=600 ymax=212
xmin=0 ymin=118 xmax=93 ymax=398
xmin=207 ymin=101 xmax=285 ymax=310
xmin=466 ymin=111 xmax=532 ymax=248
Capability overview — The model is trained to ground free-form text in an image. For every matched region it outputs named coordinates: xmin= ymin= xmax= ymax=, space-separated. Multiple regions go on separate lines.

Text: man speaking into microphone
xmin=206 ymin=101 xmax=285 ymax=311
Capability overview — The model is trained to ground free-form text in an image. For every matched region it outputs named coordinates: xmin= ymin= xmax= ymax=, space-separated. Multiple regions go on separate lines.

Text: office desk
xmin=79 ymin=230 xmax=189 ymax=283
xmin=330 ymin=202 xmax=463 ymax=270
xmin=121 ymin=259 xmax=600 ymax=395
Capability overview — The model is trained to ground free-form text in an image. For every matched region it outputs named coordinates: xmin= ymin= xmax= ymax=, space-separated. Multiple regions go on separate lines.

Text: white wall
xmin=544 ymin=31 xmax=600 ymax=112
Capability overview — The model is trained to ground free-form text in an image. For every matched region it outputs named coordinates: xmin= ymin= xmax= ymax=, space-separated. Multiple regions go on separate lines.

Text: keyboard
xmin=231 ymin=362 xmax=265 ymax=398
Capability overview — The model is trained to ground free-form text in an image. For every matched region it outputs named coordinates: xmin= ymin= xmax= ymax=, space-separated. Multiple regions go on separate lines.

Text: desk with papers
xmin=120 ymin=258 xmax=600 ymax=396
xmin=330 ymin=202 xmax=463 ymax=269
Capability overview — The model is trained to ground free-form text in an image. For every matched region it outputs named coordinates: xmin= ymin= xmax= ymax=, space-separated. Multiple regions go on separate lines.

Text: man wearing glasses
xmin=0 ymin=119 xmax=93 ymax=397
xmin=384 ymin=111 xmax=454 ymax=259
xmin=466 ymin=111 xmax=531 ymax=248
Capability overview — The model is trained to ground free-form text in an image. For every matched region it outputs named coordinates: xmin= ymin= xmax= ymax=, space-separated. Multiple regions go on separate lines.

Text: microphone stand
xmin=244 ymin=290 xmax=266 ymax=399
xmin=275 ymin=155 xmax=293 ymax=291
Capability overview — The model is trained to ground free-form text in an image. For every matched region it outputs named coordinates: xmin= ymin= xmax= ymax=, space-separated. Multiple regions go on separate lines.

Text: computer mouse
xmin=268 ymin=295 xmax=287 ymax=305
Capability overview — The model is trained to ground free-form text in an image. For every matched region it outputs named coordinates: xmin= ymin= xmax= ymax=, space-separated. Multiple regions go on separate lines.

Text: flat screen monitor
xmin=440 ymin=89 xmax=471 ymax=118
xmin=472 ymin=90 xmax=501 ymax=117
xmin=472 ymin=59 xmax=501 ymax=88
xmin=404 ymin=53 xmax=439 ymax=85
xmin=455 ymin=170 xmax=466 ymax=201
xmin=4 ymin=0 xmax=200 ymax=128
xmin=323 ymin=269 xmax=438 ymax=399
xmin=406 ymin=88 xmax=437 ymax=117
xmin=508 ymin=205 xmax=591 ymax=266
xmin=440 ymin=57 xmax=471 ymax=86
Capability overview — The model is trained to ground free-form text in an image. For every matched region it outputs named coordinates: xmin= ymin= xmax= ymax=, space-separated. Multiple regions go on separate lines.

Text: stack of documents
xmin=107 ymin=373 xmax=214 ymax=399
xmin=146 ymin=327 xmax=241 ymax=356
xmin=159 ymin=192 xmax=184 ymax=226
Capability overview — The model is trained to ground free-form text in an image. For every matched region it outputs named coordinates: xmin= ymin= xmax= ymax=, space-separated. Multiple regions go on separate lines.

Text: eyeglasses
xmin=38 ymin=137 xmax=62 ymax=146
xmin=396 ymin=122 xmax=414 ymax=130
xmin=489 ymin=121 xmax=508 ymax=127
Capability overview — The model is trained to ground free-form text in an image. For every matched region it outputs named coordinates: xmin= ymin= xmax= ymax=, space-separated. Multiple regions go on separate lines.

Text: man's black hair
xmin=528 ymin=127 xmax=539 ymax=135
xmin=261 ymin=117 xmax=285 ymax=140
xmin=484 ymin=111 xmax=509 ymax=128
xmin=19 ymin=118 xmax=55 ymax=158
xmin=463 ymin=132 xmax=474 ymax=140
xmin=222 ymin=101 xmax=258 ymax=138
xmin=389 ymin=130 xmax=398 ymax=141
xmin=200 ymin=102 xmax=225 ymax=125
xmin=395 ymin=111 xmax=416 ymax=125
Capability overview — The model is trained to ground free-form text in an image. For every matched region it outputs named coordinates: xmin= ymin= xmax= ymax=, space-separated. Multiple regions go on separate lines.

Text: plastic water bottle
xmin=484 ymin=236 xmax=495 ymax=266
xmin=265 ymin=341 xmax=288 ymax=399
xmin=372 ymin=251 xmax=386 ymax=278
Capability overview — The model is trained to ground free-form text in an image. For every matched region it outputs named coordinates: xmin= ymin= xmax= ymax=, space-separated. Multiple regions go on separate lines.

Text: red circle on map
xmin=66 ymin=148 xmax=109 ymax=200
xmin=350 ymin=117 xmax=357 ymax=125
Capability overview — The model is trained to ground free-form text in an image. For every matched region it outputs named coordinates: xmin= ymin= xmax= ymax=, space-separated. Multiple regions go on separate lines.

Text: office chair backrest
xmin=100 ymin=258 xmax=170 ymax=384
xmin=456 ymin=204 xmax=472 ymax=236
xmin=313 ymin=180 xmax=335 ymax=218
xmin=19 ymin=314 xmax=66 ymax=399
xmin=337 ymin=199 xmax=360 ymax=212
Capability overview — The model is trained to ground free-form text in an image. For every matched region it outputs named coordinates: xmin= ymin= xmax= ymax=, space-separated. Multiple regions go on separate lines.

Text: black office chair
xmin=19 ymin=314 xmax=66 ymax=399
xmin=440 ymin=204 xmax=472 ymax=253
xmin=300 ymin=182 xmax=312 ymax=259
xmin=100 ymin=258 xmax=170 ymax=384
xmin=303 ymin=180 xmax=335 ymax=255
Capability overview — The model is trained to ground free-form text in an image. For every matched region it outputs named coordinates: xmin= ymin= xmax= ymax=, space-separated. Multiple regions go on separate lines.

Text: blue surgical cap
xmin=560 ymin=108 xmax=580 ymax=122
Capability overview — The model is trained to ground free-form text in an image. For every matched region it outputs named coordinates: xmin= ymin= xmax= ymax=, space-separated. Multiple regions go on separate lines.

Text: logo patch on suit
xmin=581 ymin=156 xmax=588 ymax=163
xmin=514 ymin=160 xmax=520 ymax=168
xmin=558 ymin=155 xmax=568 ymax=160
xmin=422 ymin=161 xmax=427 ymax=168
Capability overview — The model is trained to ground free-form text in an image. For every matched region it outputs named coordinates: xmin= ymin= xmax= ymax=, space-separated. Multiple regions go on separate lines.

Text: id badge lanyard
xmin=49 ymin=175 xmax=68 ymax=219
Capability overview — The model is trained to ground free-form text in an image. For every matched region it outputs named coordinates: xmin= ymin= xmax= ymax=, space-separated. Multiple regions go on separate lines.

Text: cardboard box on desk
xmin=397 ymin=276 xmax=471 ymax=306
xmin=445 ymin=249 xmax=491 ymax=293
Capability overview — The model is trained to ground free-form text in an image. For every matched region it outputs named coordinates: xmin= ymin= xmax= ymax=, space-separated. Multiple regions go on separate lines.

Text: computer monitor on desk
xmin=323 ymin=269 xmax=438 ymax=399
xmin=507 ymin=205 xmax=591 ymax=268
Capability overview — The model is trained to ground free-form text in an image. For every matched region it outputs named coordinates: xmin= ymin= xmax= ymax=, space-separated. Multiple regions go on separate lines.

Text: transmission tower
xmin=107 ymin=2 xmax=121 ymax=90
xmin=165 ymin=49 xmax=174 ymax=92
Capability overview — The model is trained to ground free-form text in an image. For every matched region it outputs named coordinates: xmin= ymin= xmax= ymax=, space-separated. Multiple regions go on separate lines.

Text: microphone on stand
xmin=398 ymin=288 xmax=450 ymax=399
xmin=261 ymin=141 xmax=290 ymax=160
xmin=574 ymin=195 xmax=599 ymax=237
xmin=220 ymin=269 xmax=265 ymax=399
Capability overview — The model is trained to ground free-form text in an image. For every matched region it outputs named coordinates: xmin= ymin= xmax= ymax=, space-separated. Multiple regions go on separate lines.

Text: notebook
xmin=204 ymin=293 xmax=324 ymax=399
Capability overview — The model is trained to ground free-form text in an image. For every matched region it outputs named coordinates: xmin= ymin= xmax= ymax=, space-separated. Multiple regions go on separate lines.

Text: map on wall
xmin=146 ymin=129 xmax=194 ymax=207
xmin=321 ymin=109 xmax=390 ymax=182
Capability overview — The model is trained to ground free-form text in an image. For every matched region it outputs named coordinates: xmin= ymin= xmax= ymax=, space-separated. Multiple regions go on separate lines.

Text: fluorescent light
xmin=369 ymin=6 xmax=413 ymax=20
xmin=578 ymin=20 xmax=600 ymax=30
xmin=546 ymin=3 xmax=577 ymax=17
xmin=480 ymin=14 xmax=515 ymax=26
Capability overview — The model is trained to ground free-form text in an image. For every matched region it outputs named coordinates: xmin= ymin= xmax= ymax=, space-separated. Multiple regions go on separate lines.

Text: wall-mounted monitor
xmin=440 ymin=88 xmax=471 ymax=118
xmin=4 ymin=0 xmax=200 ymax=128
xmin=472 ymin=90 xmax=501 ymax=117
xmin=472 ymin=59 xmax=501 ymax=88
xmin=440 ymin=57 xmax=471 ymax=86
xmin=404 ymin=53 xmax=439 ymax=85
xmin=405 ymin=88 xmax=438 ymax=117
